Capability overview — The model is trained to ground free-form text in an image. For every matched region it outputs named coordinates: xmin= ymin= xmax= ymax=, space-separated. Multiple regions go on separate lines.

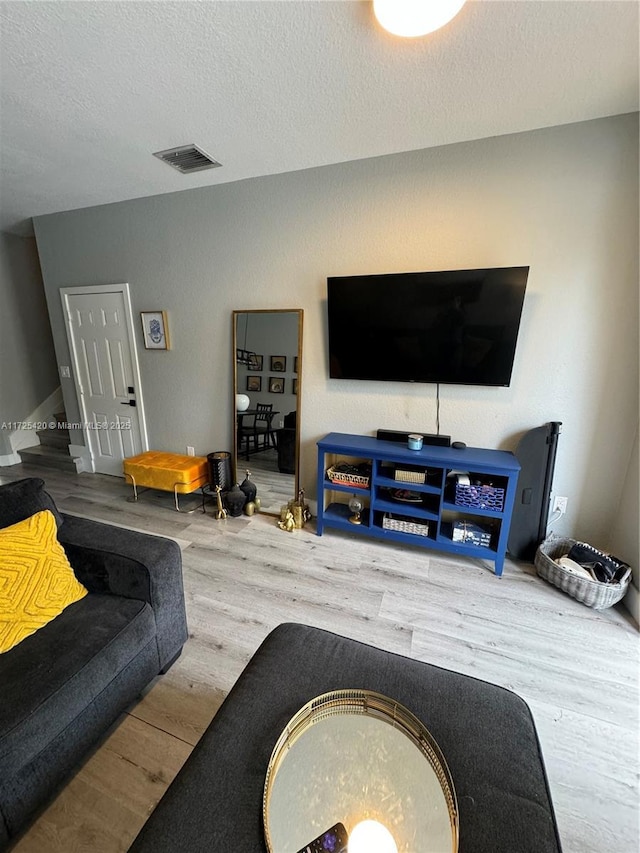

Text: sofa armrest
xmin=57 ymin=513 xmax=188 ymax=670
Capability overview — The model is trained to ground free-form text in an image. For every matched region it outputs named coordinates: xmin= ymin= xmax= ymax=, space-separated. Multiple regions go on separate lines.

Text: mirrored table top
xmin=263 ymin=690 xmax=458 ymax=853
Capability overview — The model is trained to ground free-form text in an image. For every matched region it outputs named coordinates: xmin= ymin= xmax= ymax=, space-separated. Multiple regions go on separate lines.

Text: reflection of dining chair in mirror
xmin=237 ymin=405 xmax=278 ymax=459
xmin=251 ymin=403 xmax=277 ymax=454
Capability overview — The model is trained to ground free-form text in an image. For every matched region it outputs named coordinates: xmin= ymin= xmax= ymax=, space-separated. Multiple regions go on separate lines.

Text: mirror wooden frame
xmin=232 ymin=309 xmax=303 ymax=514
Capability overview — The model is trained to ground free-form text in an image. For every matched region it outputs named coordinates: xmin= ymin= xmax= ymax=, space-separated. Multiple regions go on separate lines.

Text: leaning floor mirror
xmin=232 ymin=309 xmax=303 ymax=515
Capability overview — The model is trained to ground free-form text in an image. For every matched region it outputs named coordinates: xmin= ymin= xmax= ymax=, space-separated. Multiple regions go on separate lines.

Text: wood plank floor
xmin=2 ymin=463 xmax=638 ymax=853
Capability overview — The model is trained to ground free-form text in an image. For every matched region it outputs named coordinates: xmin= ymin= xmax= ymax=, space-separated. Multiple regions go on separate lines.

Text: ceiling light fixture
xmin=349 ymin=820 xmax=398 ymax=853
xmin=236 ymin=314 xmax=259 ymax=368
xmin=373 ymin=0 xmax=467 ymax=37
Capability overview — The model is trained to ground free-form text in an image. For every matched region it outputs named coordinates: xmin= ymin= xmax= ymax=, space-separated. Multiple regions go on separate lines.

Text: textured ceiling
xmin=1 ymin=0 xmax=638 ymax=236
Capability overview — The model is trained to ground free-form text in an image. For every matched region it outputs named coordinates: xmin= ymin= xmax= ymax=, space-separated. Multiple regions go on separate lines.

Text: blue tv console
xmin=316 ymin=432 xmax=521 ymax=576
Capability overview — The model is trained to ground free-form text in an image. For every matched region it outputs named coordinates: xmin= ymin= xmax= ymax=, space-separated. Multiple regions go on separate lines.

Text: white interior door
xmin=61 ymin=284 xmax=148 ymax=475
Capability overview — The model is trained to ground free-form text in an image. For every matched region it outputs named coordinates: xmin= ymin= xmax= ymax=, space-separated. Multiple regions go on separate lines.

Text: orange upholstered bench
xmin=123 ymin=451 xmax=209 ymax=512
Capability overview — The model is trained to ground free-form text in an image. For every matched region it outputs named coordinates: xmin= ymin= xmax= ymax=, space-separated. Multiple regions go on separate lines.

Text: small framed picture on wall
xmin=248 ymin=355 xmax=263 ymax=371
xmin=141 ymin=311 xmax=170 ymax=350
xmin=270 ymin=355 xmax=286 ymax=372
xmin=294 ymin=356 xmax=298 ymax=374
xmin=247 ymin=376 xmax=262 ymax=392
xmin=292 ymin=378 xmax=298 ymax=395
xmin=269 ymin=377 xmax=285 ymax=394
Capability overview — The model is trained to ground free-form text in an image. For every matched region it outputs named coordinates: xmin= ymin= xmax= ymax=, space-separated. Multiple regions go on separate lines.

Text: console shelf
xmin=316 ymin=432 xmax=521 ymax=576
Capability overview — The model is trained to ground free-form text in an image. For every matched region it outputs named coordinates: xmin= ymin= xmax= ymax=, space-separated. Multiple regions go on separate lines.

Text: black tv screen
xmin=327 ymin=266 xmax=529 ymax=387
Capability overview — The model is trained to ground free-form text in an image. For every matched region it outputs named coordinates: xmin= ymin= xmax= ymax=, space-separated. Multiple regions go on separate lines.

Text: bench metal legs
xmin=124 ymin=473 xmax=201 ymax=513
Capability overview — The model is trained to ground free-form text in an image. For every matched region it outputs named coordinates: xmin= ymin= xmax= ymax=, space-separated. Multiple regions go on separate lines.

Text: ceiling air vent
xmin=153 ymin=144 xmax=222 ymax=174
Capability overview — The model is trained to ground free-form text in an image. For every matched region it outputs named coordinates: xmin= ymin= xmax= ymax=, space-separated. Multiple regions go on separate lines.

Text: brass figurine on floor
xmin=277 ymin=509 xmax=295 ymax=532
xmin=214 ymin=485 xmax=227 ymax=520
xmin=284 ymin=489 xmax=312 ymax=529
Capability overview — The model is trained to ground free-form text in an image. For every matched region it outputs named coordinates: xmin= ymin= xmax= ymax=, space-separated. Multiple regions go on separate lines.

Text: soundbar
xmin=376 ymin=429 xmax=451 ymax=447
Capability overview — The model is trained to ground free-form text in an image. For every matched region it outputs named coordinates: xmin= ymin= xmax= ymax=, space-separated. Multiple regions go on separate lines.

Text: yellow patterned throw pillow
xmin=0 ymin=509 xmax=88 ymax=653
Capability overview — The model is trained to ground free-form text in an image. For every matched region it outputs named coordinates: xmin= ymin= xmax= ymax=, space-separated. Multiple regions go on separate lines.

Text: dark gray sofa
xmin=0 ymin=478 xmax=188 ymax=850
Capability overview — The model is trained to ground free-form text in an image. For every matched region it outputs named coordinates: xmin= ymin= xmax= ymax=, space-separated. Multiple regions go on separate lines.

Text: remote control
xmin=295 ymin=822 xmax=349 ymax=853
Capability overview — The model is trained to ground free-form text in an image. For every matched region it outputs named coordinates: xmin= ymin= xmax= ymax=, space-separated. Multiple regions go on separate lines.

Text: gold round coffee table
xmin=263 ymin=690 xmax=458 ymax=853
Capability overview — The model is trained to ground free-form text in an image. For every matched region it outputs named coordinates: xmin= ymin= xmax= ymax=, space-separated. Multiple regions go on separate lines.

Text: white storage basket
xmin=535 ymin=536 xmax=631 ymax=610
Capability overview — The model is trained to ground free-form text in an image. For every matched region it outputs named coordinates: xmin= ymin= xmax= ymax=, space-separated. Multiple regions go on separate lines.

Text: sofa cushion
xmin=0 ymin=593 xmax=157 ymax=779
xmin=0 ymin=478 xmax=63 ymax=530
xmin=0 ymin=510 xmax=88 ymax=653
xmin=57 ymin=514 xmax=187 ymax=670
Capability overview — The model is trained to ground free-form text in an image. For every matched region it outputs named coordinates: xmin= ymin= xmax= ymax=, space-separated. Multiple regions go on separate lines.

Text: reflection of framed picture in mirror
xmin=248 ymin=354 xmax=263 ymax=371
xmin=294 ymin=357 xmax=298 ymax=374
xmin=247 ymin=376 xmax=262 ymax=392
xmin=270 ymin=355 xmax=286 ymax=372
xmin=269 ymin=377 xmax=285 ymax=394
xmin=292 ymin=378 xmax=298 ymax=395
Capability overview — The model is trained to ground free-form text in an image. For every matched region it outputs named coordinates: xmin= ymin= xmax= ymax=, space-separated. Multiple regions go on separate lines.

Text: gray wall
xmin=33 ymin=114 xmax=639 ymax=557
xmin=610 ymin=423 xmax=639 ymax=622
xmin=0 ymin=232 xmax=59 ymax=447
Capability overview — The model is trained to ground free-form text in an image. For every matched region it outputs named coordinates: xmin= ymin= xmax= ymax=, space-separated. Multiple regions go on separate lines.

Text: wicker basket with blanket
xmin=535 ymin=536 xmax=631 ymax=610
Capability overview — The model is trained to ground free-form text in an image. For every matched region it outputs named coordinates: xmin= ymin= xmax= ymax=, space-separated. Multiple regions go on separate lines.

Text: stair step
xmin=36 ymin=428 xmax=71 ymax=449
xmin=18 ymin=444 xmax=79 ymax=472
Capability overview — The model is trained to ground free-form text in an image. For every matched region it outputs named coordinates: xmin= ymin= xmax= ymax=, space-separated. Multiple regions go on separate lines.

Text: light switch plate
xmin=60 ymin=365 xmax=71 ymax=378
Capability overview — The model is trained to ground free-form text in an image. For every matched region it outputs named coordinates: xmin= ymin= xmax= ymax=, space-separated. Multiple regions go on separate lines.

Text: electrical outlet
xmin=552 ymin=496 xmax=568 ymax=514
xmin=186 ymin=446 xmax=195 ymax=456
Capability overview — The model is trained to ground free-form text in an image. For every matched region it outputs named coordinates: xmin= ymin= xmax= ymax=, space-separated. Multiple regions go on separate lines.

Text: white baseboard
xmin=0 ymin=452 xmax=21 ymax=467
xmin=623 ymin=581 xmax=639 ymax=628
xmin=9 ymin=386 xmax=65 ymax=452
xmin=69 ymin=444 xmax=93 ymax=473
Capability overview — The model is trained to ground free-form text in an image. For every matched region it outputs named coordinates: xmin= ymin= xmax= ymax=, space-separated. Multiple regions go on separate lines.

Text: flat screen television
xmin=327 ymin=266 xmax=529 ymax=387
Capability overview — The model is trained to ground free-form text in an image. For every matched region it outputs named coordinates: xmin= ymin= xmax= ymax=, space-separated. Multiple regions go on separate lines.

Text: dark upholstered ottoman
xmin=130 ymin=623 xmax=562 ymax=852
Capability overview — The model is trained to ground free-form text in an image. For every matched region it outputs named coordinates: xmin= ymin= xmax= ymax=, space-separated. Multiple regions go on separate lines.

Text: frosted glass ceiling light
xmin=373 ymin=0 xmax=467 ymax=37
